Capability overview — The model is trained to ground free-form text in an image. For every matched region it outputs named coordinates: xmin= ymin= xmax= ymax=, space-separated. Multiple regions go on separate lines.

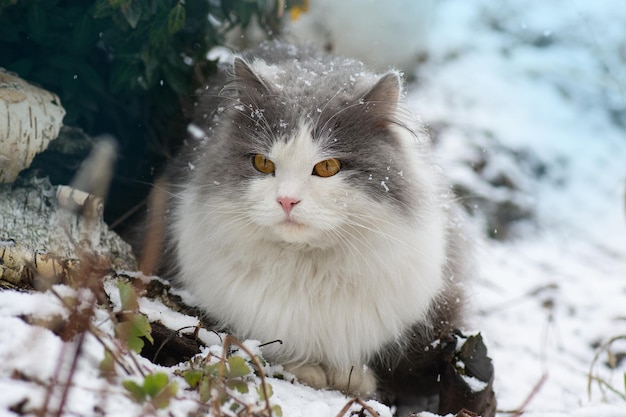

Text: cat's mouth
xmin=272 ymin=217 xmax=334 ymax=248
xmin=274 ymin=217 xmax=315 ymax=242
xmin=279 ymin=218 xmax=307 ymax=229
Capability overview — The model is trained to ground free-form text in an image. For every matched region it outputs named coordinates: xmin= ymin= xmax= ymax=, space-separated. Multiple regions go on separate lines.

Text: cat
xmin=143 ymin=40 xmax=495 ymax=416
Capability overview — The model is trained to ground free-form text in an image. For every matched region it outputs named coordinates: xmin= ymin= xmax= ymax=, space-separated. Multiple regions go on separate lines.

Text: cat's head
xmin=189 ymin=56 xmax=433 ymax=248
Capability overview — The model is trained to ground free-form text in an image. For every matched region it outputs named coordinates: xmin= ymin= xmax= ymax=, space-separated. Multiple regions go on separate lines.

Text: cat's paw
xmin=329 ymin=366 xmax=377 ymax=397
xmin=284 ymin=363 xmax=328 ymax=389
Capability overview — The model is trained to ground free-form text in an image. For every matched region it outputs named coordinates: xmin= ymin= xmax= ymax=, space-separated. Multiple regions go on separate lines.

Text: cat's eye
xmin=313 ymin=158 xmax=341 ymax=177
xmin=252 ymin=154 xmax=275 ymax=174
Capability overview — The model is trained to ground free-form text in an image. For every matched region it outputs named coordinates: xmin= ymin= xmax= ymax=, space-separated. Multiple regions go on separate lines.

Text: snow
xmin=407 ymin=1 xmax=626 ymax=415
xmin=1 ymin=2 xmax=626 ymax=417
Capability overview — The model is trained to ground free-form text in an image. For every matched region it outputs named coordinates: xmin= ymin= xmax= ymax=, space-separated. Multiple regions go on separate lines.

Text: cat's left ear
xmin=233 ymin=58 xmax=271 ymax=103
xmin=362 ymin=72 xmax=401 ymax=125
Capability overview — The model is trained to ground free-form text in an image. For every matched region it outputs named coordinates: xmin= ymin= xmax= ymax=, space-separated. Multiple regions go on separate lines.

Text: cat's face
xmin=244 ymin=124 xmax=375 ymax=246
xmin=190 ymin=58 xmax=423 ymax=248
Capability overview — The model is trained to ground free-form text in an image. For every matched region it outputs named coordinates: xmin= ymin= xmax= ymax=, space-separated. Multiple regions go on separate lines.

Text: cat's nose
xmin=277 ymin=196 xmax=301 ymax=215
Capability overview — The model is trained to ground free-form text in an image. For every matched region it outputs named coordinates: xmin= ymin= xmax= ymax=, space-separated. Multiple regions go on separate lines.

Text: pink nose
xmin=277 ymin=197 xmax=301 ymax=215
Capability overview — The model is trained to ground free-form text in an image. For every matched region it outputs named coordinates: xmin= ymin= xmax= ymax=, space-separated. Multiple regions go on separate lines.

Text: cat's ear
xmin=362 ymin=72 xmax=401 ymax=126
xmin=233 ymin=58 xmax=270 ymax=103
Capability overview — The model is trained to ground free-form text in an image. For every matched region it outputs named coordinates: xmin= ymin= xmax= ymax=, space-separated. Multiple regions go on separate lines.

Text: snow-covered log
xmin=0 ymin=177 xmax=136 ymax=287
xmin=0 ymin=69 xmax=66 ymax=183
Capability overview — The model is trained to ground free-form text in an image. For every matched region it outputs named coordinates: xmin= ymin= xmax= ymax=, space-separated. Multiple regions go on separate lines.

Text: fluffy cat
xmin=144 ymin=41 xmax=494 ymax=415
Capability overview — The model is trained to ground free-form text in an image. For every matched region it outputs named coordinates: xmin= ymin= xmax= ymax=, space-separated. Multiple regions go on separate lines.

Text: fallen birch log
xmin=0 ymin=177 xmax=136 ymax=287
xmin=0 ymin=69 xmax=66 ymax=183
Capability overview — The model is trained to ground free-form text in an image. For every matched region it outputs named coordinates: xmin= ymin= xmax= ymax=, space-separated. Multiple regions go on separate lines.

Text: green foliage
xmin=0 ymin=0 xmax=303 ymax=129
xmin=99 ymin=349 xmax=116 ymax=378
xmin=114 ymin=281 xmax=153 ymax=353
xmin=178 ymin=349 xmax=282 ymax=416
xmin=123 ymin=372 xmax=178 ymax=409
xmin=118 ymin=279 xmax=140 ymax=311
xmin=0 ymin=0 xmax=305 ymax=222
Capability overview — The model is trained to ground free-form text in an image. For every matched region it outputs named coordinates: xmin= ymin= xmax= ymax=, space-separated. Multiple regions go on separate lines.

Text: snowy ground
xmin=1 ymin=1 xmax=626 ymax=417
xmin=409 ymin=1 xmax=626 ymax=415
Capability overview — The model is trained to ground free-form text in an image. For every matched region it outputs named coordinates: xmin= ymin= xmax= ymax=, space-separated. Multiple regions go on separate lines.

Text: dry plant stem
xmin=40 ymin=288 xmax=98 ymax=417
xmin=46 ymin=285 xmax=137 ymax=377
xmin=510 ymin=372 xmax=548 ymax=417
xmin=152 ymin=325 xmax=198 ymax=363
xmin=222 ymin=335 xmax=274 ymax=417
xmin=140 ymin=177 xmax=169 ymax=275
xmin=587 ymin=335 xmax=626 ymax=400
xmin=87 ymin=325 xmax=133 ymax=376
xmin=333 ymin=397 xmax=379 ymax=417
xmin=53 ymin=329 xmax=88 ymax=417
xmin=108 ymin=200 xmax=145 ymax=230
xmin=588 ymin=375 xmax=626 ymax=401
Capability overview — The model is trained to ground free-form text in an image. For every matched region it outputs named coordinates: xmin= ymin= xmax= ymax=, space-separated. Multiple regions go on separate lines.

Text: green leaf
xmin=92 ymin=0 xmax=114 ymax=18
xmin=99 ymin=350 xmax=116 ymax=377
xmin=140 ymin=50 xmax=160 ymax=87
xmin=108 ymin=0 xmax=128 ymax=8
xmin=167 ymin=3 xmax=185 ymax=35
xmin=131 ymin=313 xmax=153 ymax=343
xmin=115 ymin=313 xmax=152 ymax=353
xmin=272 ymin=405 xmax=283 ymax=417
xmin=182 ymin=369 xmax=203 ymax=388
xmin=121 ymin=0 xmax=142 ymax=29
xmin=147 ymin=9 xmax=169 ymax=47
xmin=229 ymin=402 xmax=243 ymax=413
xmin=227 ymin=356 xmax=251 ymax=379
xmin=116 ymin=321 xmax=145 ymax=353
xmin=143 ymin=372 xmax=169 ymax=397
xmin=118 ymin=281 xmax=139 ymax=311
xmin=198 ymin=376 xmax=212 ymax=402
xmin=123 ymin=379 xmax=146 ymax=403
xmin=227 ymin=379 xmax=249 ymax=394
xmin=257 ymin=382 xmax=273 ymax=402
xmin=152 ymin=381 xmax=178 ymax=409
xmin=124 ymin=373 xmax=177 ymax=408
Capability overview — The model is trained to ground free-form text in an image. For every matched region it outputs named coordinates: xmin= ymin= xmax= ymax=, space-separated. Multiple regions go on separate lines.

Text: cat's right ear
xmin=362 ymin=72 xmax=401 ymax=127
xmin=233 ymin=58 xmax=270 ymax=103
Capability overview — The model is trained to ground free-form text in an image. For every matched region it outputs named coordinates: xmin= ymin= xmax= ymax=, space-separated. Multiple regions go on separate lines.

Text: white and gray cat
xmin=143 ymin=41 xmax=495 ymax=416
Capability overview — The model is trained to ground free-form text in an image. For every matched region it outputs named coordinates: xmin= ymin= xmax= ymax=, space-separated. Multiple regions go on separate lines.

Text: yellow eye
xmin=313 ymin=158 xmax=341 ymax=177
xmin=252 ymin=154 xmax=275 ymax=174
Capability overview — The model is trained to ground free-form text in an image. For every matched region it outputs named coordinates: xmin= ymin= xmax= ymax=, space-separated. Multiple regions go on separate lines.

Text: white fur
xmin=173 ymin=120 xmax=447 ymax=386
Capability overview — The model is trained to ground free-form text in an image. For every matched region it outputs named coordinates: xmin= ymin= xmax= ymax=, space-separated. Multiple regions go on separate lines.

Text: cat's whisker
xmin=312 ymin=87 xmax=347 ymax=132
xmin=345 ymin=217 xmax=408 ymax=247
xmin=341 ymin=224 xmax=403 ymax=275
xmin=325 ymin=227 xmax=393 ymax=282
xmin=347 ymin=211 xmax=408 ymax=229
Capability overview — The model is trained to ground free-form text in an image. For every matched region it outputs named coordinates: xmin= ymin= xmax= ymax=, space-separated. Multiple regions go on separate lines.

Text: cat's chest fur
xmin=174 ymin=165 xmax=448 ymax=369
